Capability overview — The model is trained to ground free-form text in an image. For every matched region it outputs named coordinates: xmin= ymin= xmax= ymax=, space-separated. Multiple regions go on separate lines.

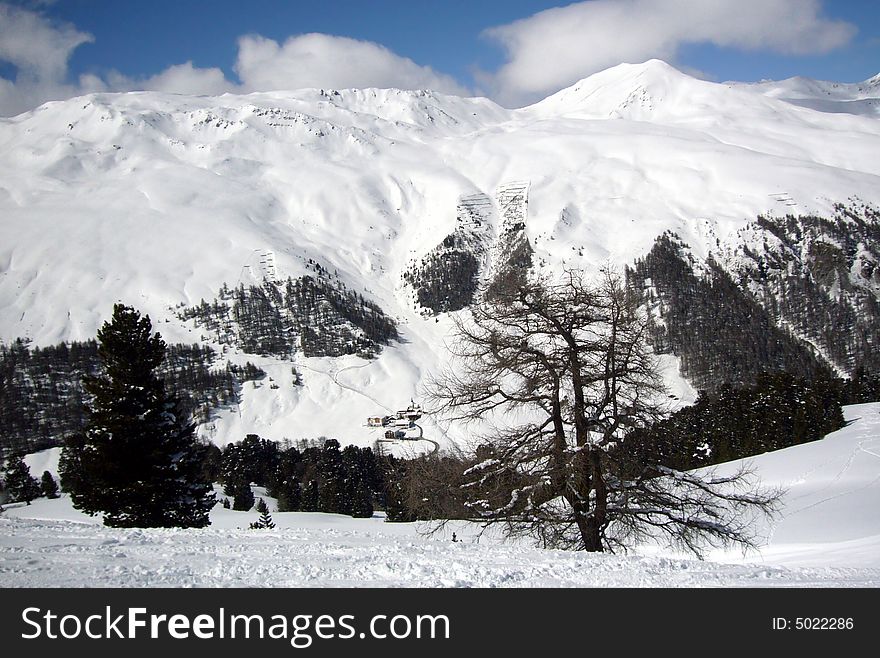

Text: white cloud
xmin=0 ymin=2 xmax=235 ymax=115
xmin=482 ymin=0 xmax=857 ymax=107
xmin=0 ymin=3 xmax=470 ymax=117
xmin=0 ymin=0 xmax=859 ymax=116
xmin=142 ymin=62 xmax=232 ymax=96
xmin=109 ymin=62 xmax=234 ymax=96
xmin=234 ymin=33 xmax=469 ymax=96
xmin=0 ymin=2 xmax=100 ymax=115
xmin=0 ymin=2 xmax=89 ymax=81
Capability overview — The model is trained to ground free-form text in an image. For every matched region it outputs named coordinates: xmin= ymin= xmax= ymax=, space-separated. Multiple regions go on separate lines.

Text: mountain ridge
xmin=2 ymin=59 xmax=879 ymax=445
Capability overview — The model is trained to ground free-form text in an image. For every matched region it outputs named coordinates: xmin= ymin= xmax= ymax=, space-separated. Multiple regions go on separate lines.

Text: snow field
xmin=3 ymin=404 xmax=879 ymax=587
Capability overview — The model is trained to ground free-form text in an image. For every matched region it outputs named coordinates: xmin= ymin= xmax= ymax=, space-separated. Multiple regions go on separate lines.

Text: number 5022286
xmin=773 ymin=618 xmax=854 ymax=630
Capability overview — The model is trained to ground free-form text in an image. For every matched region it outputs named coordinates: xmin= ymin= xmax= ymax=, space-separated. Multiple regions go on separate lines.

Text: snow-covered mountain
xmin=1 ymin=60 xmax=879 ymax=446
xmin=735 ymin=71 xmax=880 ymax=117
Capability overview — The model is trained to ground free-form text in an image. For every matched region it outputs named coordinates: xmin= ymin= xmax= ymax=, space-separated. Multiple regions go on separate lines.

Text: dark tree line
xmin=0 ymin=339 xmax=94 ymax=458
xmin=200 ymin=432 xmax=484 ymax=523
xmin=178 ymin=274 xmax=397 ymax=360
xmin=403 ymin=247 xmax=480 ymax=314
xmin=206 ymin=431 xmax=453 ymax=522
xmin=381 ymin=451 xmax=477 ymax=523
xmin=627 ymin=203 xmax=880 ymax=393
xmin=843 ymin=367 xmax=880 ymax=404
xmin=385 ymin=368 xmax=880 ymax=533
xmin=622 ymin=372 xmax=850 ymax=472
xmin=486 ymin=220 xmax=534 ymax=301
xmin=402 ymin=193 xmax=495 ymax=315
xmin=0 ymin=338 xmax=265 ymax=459
xmin=289 ymin=276 xmax=397 ymax=358
xmin=627 ymin=232 xmax=831 ymax=392
xmin=403 ymin=229 xmax=482 ymax=313
xmin=728 ymin=202 xmax=880 ymax=376
xmin=214 ymin=435 xmax=385 ymax=518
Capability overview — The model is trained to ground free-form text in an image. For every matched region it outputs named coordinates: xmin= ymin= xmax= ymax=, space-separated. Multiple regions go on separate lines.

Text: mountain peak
xmin=623 ymin=58 xmax=683 ymax=73
xmin=576 ymin=59 xmax=692 ymax=89
xmin=526 ymin=59 xmax=699 ymax=119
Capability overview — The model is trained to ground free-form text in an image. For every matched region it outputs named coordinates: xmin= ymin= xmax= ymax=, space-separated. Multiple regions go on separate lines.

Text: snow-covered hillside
xmin=1 ymin=59 xmax=879 ymax=445
xmin=707 ymin=402 xmax=880 ymax=570
xmin=736 ymin=72 xmax=880 ymax=117
xmin=2 ymin=403 xmax=878 ymax=587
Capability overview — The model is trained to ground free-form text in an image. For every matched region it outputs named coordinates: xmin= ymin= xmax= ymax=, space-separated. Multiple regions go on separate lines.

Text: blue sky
xmin=41 ymin=1 xmax=549 ymax=83
xmin=1 ymin=0 xmax=878 ymax=115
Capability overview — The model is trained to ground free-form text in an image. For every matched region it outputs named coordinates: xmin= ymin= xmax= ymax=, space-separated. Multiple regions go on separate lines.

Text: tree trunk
xmin=577 ymin=448 xmax=607 ymax=552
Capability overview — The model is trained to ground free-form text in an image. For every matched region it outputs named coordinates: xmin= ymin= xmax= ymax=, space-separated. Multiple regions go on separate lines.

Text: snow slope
xmin=708 ymin=403 xmax=880 ymax=570
xmin=735 ymin=72 xmax=880 ymax=117
xmin=1 ymin=60 xmax=880 ymax=444
xmin=2 ymin=404 xmax=879 ymax=587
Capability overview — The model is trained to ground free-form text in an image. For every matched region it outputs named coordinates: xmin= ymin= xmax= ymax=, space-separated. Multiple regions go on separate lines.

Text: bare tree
xmin=428 ymin=268 xmax=779 ymax=555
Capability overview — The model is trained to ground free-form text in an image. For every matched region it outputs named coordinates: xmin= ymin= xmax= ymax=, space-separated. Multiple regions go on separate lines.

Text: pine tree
xmin=59 ymin=304 xmax=215 ymax=527
xmin=318 ymin=439 xmax=345 ymax=514
xmin=249 ymin=497 xmax=275 ymax=529
xmin=349 ymin=480 xmax=374 ymax=518
xmin=275 ymin=477 xmax=302 ymax=512
xmin=4 ymin=456 xmax=41 ymax=505
xmin=341 ymin=445 xmax=374 ymax=518
xmin=382 ymin=456 xmax=416 ymax=522
xmin=225 ymin=478 xmax=255 ymax=511
xmin=40 ymin=470 xmax=59 ymax=499
xmin=301 ymin=479 xmax=319 ymax=512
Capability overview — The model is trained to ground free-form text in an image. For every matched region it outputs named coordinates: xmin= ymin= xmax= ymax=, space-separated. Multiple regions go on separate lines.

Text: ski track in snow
xmin=785 ymin=440 xmax=880 ymax=518
xmin=298 ymin=361 xmax=393 ymax=413
xmin=332 ymin=363 xmax=395 ymax=413
xmin=1 ymin=515 xmax=877 ymax=588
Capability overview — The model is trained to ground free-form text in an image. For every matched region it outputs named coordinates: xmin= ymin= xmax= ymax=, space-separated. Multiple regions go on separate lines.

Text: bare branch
xmin=423 ymin=269 xmax=781 ymax=555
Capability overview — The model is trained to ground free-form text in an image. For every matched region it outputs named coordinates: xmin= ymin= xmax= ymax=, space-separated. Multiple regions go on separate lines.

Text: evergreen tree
xmin=318 ymin=439 xmax=345 ymax=514
xmin=382 ymin=456 xmax=417 ymax=522
xmin=200 ymin=444 xmax=223 ymax=483
xmin=220 ymin=434 xmax=279 ymax=488
xmin=59 ymin=304 xmax=215 ymax=527
xmin=301 ymin=479 xmax=319 ymax=512
xmin=349 ymin=480 xmax=374 ymax=518
xmin=4 ymin=456 xmax=41 ymax=505
xmin=342 ymin=445 xmax=375 ymax=518
xmin=40 ymin=470 xmax=59 ymax=499
xmin=58 ymin=432 xmax=86 ymax=493
xmin=845 ymin=366 xmax=880 ymax=403
xmin=224 ymin=477 xmax=255 ymax=511
xmin=275 ymin=477 xmax=302 ymax=512
xmin=249 ymin=497 xmax=276 ymax=529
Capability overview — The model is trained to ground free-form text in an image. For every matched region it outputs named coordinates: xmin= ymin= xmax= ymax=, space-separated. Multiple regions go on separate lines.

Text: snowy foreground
xmin=2 ymin=404 xmax=879 ymax=588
